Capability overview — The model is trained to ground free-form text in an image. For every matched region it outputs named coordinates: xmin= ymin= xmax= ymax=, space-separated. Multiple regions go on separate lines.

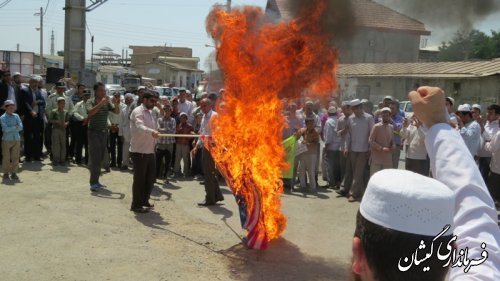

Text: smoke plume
xmin=278 ymin=0 xmax=356 ymax=41
xmin=375 ymin=0 xmax=500 ymax=34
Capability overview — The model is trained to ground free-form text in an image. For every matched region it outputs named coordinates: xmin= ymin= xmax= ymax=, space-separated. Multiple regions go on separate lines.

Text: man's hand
xmin=382 ymin=147 xmax=391 ymax=153
xmin=152 ymin=130 xmax=160 ymax=139
xmin=408 ymin=86 xmax=448 ymax=128
xmin=100 ymin=96 xmax=110 ymax=105
xmin=31 ymin=111 xmax=38 ymax=118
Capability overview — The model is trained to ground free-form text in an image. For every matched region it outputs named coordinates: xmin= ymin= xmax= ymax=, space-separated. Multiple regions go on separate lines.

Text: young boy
xmin=296 ymin=117 xmax=320 ymax=192
xmin=50 ymin=97 xmax=69 ymax=165
xmin=156 ymin=104 xmax=176 ymax=180
xmin=174 ymin=112 xmax=194 ymax=177
xmin=0 ymin=100 xmax=23 ymax=181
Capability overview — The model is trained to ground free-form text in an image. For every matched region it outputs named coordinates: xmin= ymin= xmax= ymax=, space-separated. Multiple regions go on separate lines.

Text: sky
xmin=1 ymin=0 xmax=499 ymax=72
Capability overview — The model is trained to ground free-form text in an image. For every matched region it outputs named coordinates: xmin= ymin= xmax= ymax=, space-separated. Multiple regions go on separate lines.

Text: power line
xmin=42 ymin=0 xmax=50 ymax=17
xmin=0 ymin=0 xmax=13 ymax=9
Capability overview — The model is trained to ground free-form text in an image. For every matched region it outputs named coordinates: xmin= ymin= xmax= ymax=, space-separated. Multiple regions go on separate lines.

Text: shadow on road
xmin=222 ymin=238 xmax=349 ymax=281
xmin=91 ymin=188 xmax=126 ymax=200
xmin=21 ymin=161 xmax=44 ymax=171
xmin=151 ymin=185 xmax=172 ymax=201
xmin=134 ymin=210 xmax=169 ymax=230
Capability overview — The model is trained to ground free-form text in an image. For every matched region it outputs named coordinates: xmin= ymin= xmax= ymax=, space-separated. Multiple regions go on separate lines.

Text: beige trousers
xmin=2 ymin=140 xmax=20 ymax=174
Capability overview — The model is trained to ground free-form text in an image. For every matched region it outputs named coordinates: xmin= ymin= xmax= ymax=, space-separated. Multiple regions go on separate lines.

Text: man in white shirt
xmin=401 ymin=115 xmax=429 ymax=176
xmin=129 ymin=91 xmax=160 ymax=213
xmin=456 ymin=104 xmax=481 ymax=157
xmin=191 ymin=98 xmax=223 ymax=206
xmin=346 ymin=99 xmax=374 ymax=202
xmin=177 ymin=88 xmax=195 ymax=125
xmin=477 ymin=104 xmax=500 ymax=182
xmin=485 ymin=115 xmax=500 ymax=207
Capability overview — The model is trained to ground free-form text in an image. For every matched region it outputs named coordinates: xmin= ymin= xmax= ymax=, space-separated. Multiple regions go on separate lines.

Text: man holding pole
xmin=129 ymin=91 xmax=160 ymax=213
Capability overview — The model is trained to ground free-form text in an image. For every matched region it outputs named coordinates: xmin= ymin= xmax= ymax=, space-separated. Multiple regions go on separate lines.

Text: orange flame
xmin=206 ymin=0 xmax=338 ymax=247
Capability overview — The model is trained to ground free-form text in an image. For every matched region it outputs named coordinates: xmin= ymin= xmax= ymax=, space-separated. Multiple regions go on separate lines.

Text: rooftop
xmin=266 ymin=0 xmax=430 ymax=35
xmin=337 ymin=59 xmax=500 ymax=78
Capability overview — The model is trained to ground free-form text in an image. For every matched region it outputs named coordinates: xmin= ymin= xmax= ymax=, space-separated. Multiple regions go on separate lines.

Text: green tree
xmin=57 ymin=50 xmax=64 ymax=56
xmin=438 ymin=29 xmax=497 ymax=61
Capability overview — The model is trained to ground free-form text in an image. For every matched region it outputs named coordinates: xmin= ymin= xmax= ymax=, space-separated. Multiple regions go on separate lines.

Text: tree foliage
xmin=438 ymin=29 xmax=500 ymax=61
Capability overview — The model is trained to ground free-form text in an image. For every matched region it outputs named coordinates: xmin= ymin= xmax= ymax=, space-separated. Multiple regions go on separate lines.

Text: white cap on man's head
xmin=137 ymin=86 xmax=146 ymax=91
xmin=457 ymin=104 xmax=472 ymax=112
xmin=472 ymin=104 xmax=481 ymax=111
xmin=380 ymin=107 xmax=391 ymax=113
xmin=360 ymin=169 xmax=455 ymax=236
xmin=3 ymin=100 xmax=15 ymax=107
xmin=350 ymin=99 xmax=361 ymax=107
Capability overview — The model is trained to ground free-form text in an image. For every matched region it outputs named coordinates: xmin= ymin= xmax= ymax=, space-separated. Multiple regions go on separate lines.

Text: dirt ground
xmin=0 ymin=159 xmax=360 ymax=281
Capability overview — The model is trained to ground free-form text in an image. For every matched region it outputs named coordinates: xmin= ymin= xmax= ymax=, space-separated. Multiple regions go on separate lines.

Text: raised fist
xmin=408 ymin=86 xmax=448 ymax=128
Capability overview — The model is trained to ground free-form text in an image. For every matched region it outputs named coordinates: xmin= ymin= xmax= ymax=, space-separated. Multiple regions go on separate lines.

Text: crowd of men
xmin=1 ymin=68 xmax=499 ymax=210
xmin=284 ymin=94 xmax=500 ymax=208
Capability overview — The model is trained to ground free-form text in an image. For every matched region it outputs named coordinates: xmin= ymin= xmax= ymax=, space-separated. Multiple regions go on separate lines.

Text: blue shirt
xmin=390 ymin=114 xmax=404 ymax=146
xmin=0 ymin=112 xmax=23 ymax=141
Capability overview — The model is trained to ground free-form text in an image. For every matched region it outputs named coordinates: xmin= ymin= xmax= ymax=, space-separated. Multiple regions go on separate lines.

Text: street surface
xmin=0 ymin=159 xmax=358 ymax=281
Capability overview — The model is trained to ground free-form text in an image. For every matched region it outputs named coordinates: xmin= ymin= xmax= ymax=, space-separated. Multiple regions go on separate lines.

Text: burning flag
xmin=205 ymin=0 xmax=341 ymax=249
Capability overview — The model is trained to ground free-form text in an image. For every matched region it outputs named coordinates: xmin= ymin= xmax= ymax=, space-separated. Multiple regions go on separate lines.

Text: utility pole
xmin=227 ymin=0 xmax=231 ymax=11
xmin=64 ymin=0 xmax=108 ymax=80
xmin=39 ymin=7 xmax=44 ymax=74
xmin=50 ymin=30 xmax=55 ymax=56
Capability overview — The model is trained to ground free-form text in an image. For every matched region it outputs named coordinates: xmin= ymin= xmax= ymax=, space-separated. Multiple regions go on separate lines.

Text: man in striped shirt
xmin=86 ymin=82 xmax=120 ymax=192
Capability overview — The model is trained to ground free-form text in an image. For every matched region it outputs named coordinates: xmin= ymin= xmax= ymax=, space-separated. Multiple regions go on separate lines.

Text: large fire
xmin=205 ymin=0 xmax=339 ymax=249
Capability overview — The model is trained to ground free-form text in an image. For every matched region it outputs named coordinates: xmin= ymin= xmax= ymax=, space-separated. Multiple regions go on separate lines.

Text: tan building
xmin=337 ymin=59 xmax=500 ymax=108
xmin=129 ymin=45 xmax=203 ymax=89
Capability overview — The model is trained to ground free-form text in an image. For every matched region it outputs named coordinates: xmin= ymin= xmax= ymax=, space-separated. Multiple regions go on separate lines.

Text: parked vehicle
xmin=399 ymin=101 xmax=414 ymax=119
xmin=121 ymin=74 xmax=142 ymax=92
xmin=105 ymin=84 xmax=126 ymax=101
xmin=155 ymin=86 xmax=179 ymax=99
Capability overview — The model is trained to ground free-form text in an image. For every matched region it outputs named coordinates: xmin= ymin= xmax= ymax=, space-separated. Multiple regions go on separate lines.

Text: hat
xmin=137 ymin=86 xmax=146 ymax=91
xmin=350 ymin=99 xmax=361 ymax=107
xmin=383 ymin=95 xmax=393 ymax=101
xmin=179 ymin=112 xmax=188 ymax=118
xmin=55 ymin=81 xmax=66 ymax=88
xmin=457 ymin=104 xmax=471 ymax=112
xmin=472 ymin=104 xmax=481 ymax=111
xmin=381 ymin=107 xmax=391 ymax=113
xmin=13 ymin=72 xmax=21 ymax=77
xmin=186 ymin=90 xmax=191 ymax=95
xmin=341 ymin=101 xmax=350 ymax=107
xmin=57 ymin=97 xmax=66 ymax=102
xmin=328 ymin=106 xmax=337 ymax=114
xmin=28 ymin=74 xmax=40 ymax=81
xmin=305 ymin=100 xmax=314 ymax=106
xmin=3 ymin=100 xmax=15 ymax=107
xmin=219 ymin=88 xmax=225 ymax=93
xmin=178 ymin=87 xmax=187 ymax=92
xmin=124 ymin=93 xmax=134 ymax=99
xmin=112 ymin=91 xmax=121 ymax=96
xmin=360 ymin=169 xmax=455 ymax=236
xmin=361 ymin=99 xmax=369 ymax=104
xmin=445 ymin=97 xmax=455 ymax=105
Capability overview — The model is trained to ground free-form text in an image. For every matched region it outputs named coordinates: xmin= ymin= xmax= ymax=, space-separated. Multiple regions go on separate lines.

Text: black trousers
xmin=108 ymin=130 xmax=122 ymax=167
xmin=131 ymin=153 xmax=156 ymax=209
xmin=70 ymin=121 xmax=87 ymax=164
xmin=155 ymin=148 xmax=172 ymax=178
xmin=202 ymin=148 xmax=223 ymax=203
xmin=479 ymin=157 xmax=491 ymax=183
xmin=405 ymin=157 xmax=430 ymax=177
xmin=23 ymin=116 xmax=43 ymax=159
xmin=44 ymin=123 xmax=52 ymax=155
xmin=487 ymin=172 xmax=500 ymax=202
